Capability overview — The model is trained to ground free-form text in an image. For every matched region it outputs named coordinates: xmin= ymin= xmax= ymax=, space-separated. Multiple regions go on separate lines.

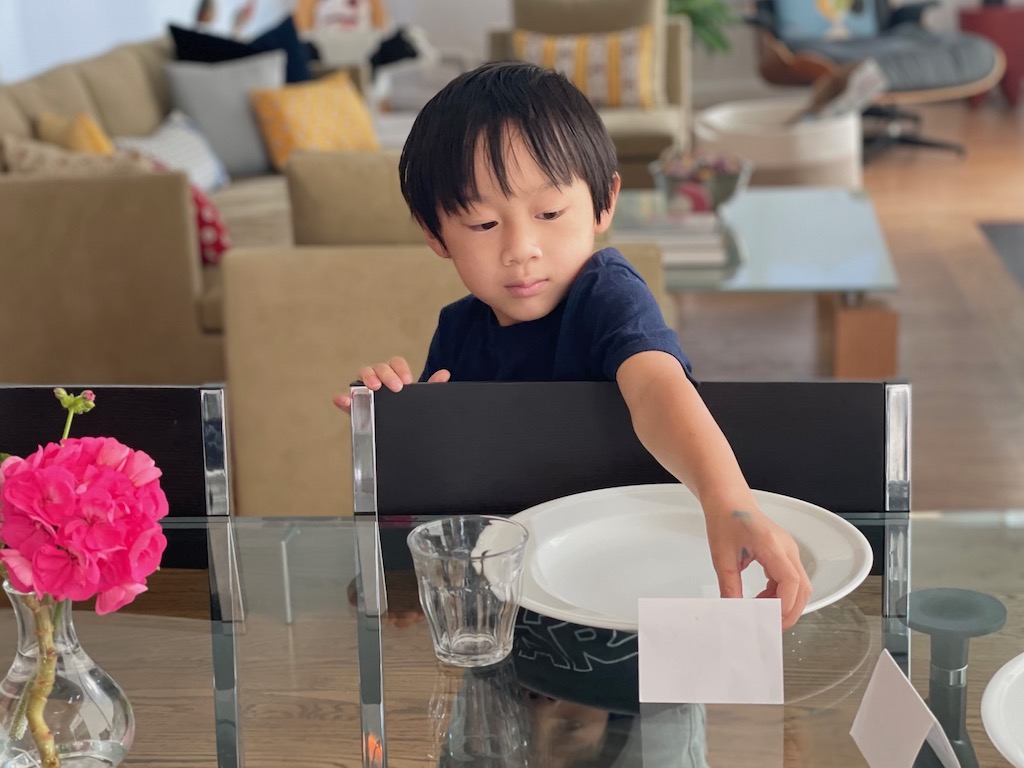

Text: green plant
xmin=668 ymin=0 xmax=740 ymax=53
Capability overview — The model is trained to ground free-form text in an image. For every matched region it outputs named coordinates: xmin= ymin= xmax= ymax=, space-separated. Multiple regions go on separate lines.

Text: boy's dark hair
xmin=399 ymin=61 xmax=618 ymax=244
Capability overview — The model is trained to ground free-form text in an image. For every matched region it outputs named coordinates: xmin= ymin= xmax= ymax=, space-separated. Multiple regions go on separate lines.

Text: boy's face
xmin=421 ymin=129 xmax=620 ymax=326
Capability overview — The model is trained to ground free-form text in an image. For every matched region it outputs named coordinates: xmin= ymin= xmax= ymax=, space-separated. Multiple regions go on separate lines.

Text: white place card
xmin=638 ymin=597 xmax=784 ymax=704
xmin=851 ymin=650 xmax=961 ymax=768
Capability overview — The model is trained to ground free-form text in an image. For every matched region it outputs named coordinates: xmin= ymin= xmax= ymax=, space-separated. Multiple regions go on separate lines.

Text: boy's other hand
xmin=332 ymin=357 xmax=451 ymax=413
xmin=705 ymin=506 xmax=812 ymax=631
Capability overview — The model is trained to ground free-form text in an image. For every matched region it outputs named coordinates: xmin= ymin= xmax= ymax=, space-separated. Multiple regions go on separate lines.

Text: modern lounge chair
xmin=748 ymin=0 xmax=1006 ymax=160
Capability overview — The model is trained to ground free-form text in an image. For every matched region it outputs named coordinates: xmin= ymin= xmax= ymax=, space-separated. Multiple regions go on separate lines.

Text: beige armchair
xmin=490 ymin=0 xmax=692 ymax=189
xmin=223 ymin=238 xmax=667 ymax=518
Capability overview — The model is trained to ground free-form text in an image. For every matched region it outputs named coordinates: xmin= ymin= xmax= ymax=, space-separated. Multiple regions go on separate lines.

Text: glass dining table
xmin=1 ymin=512 xmax=1017 ymax=767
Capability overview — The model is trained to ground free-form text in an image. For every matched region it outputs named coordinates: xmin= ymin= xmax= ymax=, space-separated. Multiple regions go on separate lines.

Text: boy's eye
xmin=538 ymin=210 xmax=563 ymax=221
xmin=469 ymin=221 xmax=497 ymax=232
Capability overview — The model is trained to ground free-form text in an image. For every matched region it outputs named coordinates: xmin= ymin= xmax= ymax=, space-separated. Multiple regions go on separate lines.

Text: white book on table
xmin=660 ymin=241 xmax=729 ymax=268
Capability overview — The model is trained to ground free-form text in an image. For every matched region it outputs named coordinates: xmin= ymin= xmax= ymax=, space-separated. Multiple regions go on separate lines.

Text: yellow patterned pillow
xmin=250 ymin=72 xmax=379 ymax=171
xmin=512 ymin=25 xmax=657 ymax=109
xmin=36 ymin=111 xmax=115 ymax=154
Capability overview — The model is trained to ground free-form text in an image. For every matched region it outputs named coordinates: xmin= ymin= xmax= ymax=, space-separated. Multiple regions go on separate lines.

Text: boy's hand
xmin=332 ymin=356 xmax=451 ymax=414
xmin=704 ymin=505 xmax=812 ymax=631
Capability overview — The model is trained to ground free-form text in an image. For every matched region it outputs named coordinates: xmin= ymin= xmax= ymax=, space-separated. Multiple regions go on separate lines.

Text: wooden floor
xmin=674 ymin=103 xmax=1024 ymax=512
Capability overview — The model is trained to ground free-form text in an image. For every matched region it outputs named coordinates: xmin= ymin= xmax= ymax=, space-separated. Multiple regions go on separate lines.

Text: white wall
xmin=0 ymin=0 xmax=294 ymax=83
xmin=387 ymin=0 xmax=511 ymax=66
xmin=2 ymin=0 xmax=1001 ymax=94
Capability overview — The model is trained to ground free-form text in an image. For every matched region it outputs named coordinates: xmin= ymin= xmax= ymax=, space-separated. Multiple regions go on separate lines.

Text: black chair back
xmin=0 ymin=386 xmax=228 ymax=567
xmin=361 ymin=381 xmax=909 ymax=579
xmin=371 ymin=381 xmax=894 ymax=518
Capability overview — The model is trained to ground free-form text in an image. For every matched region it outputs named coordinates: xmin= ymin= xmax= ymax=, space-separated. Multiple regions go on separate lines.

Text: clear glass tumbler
xmin=408 ymin=516 xmax=529 ymax=667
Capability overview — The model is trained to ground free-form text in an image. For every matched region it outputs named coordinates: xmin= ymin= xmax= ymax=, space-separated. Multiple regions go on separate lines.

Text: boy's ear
xmin=418 ymin=219 xmax=451 ymax=259
xmin=594 ymin=173 xmax=621 ymax=235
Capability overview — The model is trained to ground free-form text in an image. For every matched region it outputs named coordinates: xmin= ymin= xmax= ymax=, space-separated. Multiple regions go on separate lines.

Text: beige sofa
xmin=0 ymin=38 xmax=294 ymax=385
xmin=490 ymin=0 xmax=693 ymax=189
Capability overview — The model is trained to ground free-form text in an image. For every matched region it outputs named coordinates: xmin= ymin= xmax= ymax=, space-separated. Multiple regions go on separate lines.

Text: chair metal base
xmin=863 ymin=106 xmax=966 ymax=162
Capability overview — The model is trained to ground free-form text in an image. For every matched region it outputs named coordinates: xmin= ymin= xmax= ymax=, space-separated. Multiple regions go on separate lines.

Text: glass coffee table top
xmin=612 ymin=188 xmax=900 ymax=295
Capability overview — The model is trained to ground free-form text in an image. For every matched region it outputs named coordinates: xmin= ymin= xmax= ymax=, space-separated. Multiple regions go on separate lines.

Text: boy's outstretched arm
xmin=616 ymin=350 xmax=813 ymax=630
xmin=332 ymin=356 xmax=451 ymax=414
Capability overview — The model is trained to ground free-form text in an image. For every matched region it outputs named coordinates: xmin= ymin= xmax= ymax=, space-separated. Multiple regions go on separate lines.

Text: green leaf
xmin=0 ymin=453 xmax=10 ymax=463
xmin=667 ymin=0 xmax=739 ymax=54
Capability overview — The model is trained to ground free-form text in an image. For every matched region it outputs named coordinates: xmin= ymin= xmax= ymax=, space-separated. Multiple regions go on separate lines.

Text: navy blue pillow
xmin=170 ymin=16 xmax=311 ymax=83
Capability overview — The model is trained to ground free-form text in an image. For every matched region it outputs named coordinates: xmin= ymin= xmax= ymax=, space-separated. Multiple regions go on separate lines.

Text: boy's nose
xmin=501 ymin=226 xmax=541 ymax=266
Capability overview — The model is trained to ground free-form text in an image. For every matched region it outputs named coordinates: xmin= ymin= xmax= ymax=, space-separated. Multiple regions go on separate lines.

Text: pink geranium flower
xmin=0 ymin=429 xmax=168 ymax=611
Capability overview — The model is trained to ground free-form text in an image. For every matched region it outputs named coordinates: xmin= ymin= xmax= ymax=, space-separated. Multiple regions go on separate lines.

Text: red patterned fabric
xmin=138 ymin=154 xmax=231 ymax=265
xmin=190 ymin=184 xmax=231 ymax=265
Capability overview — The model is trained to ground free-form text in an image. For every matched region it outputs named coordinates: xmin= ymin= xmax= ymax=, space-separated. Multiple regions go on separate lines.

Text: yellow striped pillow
xmin=512 ymin=25 xmax=657 ymax=109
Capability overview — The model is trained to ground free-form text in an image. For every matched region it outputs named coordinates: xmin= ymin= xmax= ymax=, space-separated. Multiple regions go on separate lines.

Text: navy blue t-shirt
xmin=419 ymin=247 xmax=693 ymax=383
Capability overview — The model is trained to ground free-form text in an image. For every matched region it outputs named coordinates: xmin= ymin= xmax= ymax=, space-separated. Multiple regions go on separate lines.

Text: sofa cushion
xmin=170 ymin=16 xmax=312 ymax=83
xmin=127 ymin=38 xmax=175 ymax=118
xmin=76 ymin=46 xmax=166 ymax=137
xmin=36 ymin=111 xmax=115 ymax=154
xmin=114 ymin=110 xmax=229 ymax=192
xmin=6 ymin=66 xmax=100 ymax=125
xmin=512 ymin=25 xmax=657 ymax=108
xmin=209 ymin=174 xmax=291 ymax=248
xmin=598 ymin=106 xmax=682 ymax=159
xmin=250 ymin=72 xmax=378 ymax=171
xmin=165 ymin=50 xmax=285 ymax=177
xmin=0 ymin=92 xmax=31 ymax=144
xmin=287 ymin=149 xmax=423 ymax=245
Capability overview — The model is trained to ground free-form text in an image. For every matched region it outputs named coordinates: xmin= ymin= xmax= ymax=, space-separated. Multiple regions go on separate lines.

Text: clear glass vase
xmin=0 ymin=582 xmax=134 ymax=768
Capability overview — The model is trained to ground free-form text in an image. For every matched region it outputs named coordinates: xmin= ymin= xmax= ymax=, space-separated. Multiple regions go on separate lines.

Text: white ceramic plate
xmin=510 ymin=484 xmax=873 ymax=631
xmin=982 ymin=651 xmax=1024 ymax=768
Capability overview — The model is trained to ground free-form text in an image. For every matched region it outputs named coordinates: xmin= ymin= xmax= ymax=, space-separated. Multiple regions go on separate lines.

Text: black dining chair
xmin=0 ymin=385 xmax=242 ymax=768
xmin=350 ymin=379 xmax=911 ymax=651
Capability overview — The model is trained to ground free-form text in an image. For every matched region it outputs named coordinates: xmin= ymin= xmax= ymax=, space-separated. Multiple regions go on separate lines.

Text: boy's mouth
xmin=506 ymin=279 xmax=548 ymax=298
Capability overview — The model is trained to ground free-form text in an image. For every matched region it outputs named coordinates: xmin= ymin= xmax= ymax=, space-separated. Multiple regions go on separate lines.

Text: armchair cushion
xmin=511 ymin=26 xmax=657 ymax=108
xmin=596 ymin=106 xmax=683 ymax=159
xmin=512 ymin=0 xmax=667 ymax=107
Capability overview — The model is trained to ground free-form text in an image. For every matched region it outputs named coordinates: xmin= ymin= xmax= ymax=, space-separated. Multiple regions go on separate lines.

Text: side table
xmin=959 ymin=5 xmax=1024 ymax=108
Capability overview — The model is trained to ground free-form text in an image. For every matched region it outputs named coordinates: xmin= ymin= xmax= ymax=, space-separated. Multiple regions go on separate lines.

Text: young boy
xmin=334 ymin=62 xmax=811 ymax=630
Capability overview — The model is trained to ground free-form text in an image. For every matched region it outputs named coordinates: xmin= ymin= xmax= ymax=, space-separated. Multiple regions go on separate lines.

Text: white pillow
xmin=165 ymin=50 xmax=285 ymax=177
xmin=114 ymin=110 xmax=229 ymax=193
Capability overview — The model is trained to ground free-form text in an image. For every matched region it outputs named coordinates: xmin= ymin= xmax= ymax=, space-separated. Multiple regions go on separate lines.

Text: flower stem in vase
xmin=25 ymin=595 xmax=60 ymax=768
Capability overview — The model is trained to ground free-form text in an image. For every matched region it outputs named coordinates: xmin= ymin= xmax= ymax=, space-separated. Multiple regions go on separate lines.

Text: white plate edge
xmin=981 ymin=651 xmax=1024 ymax=768
xmin=513 ymin=483 xmax=874 ymax=631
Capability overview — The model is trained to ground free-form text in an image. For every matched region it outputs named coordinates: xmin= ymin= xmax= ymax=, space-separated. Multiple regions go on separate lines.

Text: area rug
xmin=979 ymin=222 xmax=1024 ymax=291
